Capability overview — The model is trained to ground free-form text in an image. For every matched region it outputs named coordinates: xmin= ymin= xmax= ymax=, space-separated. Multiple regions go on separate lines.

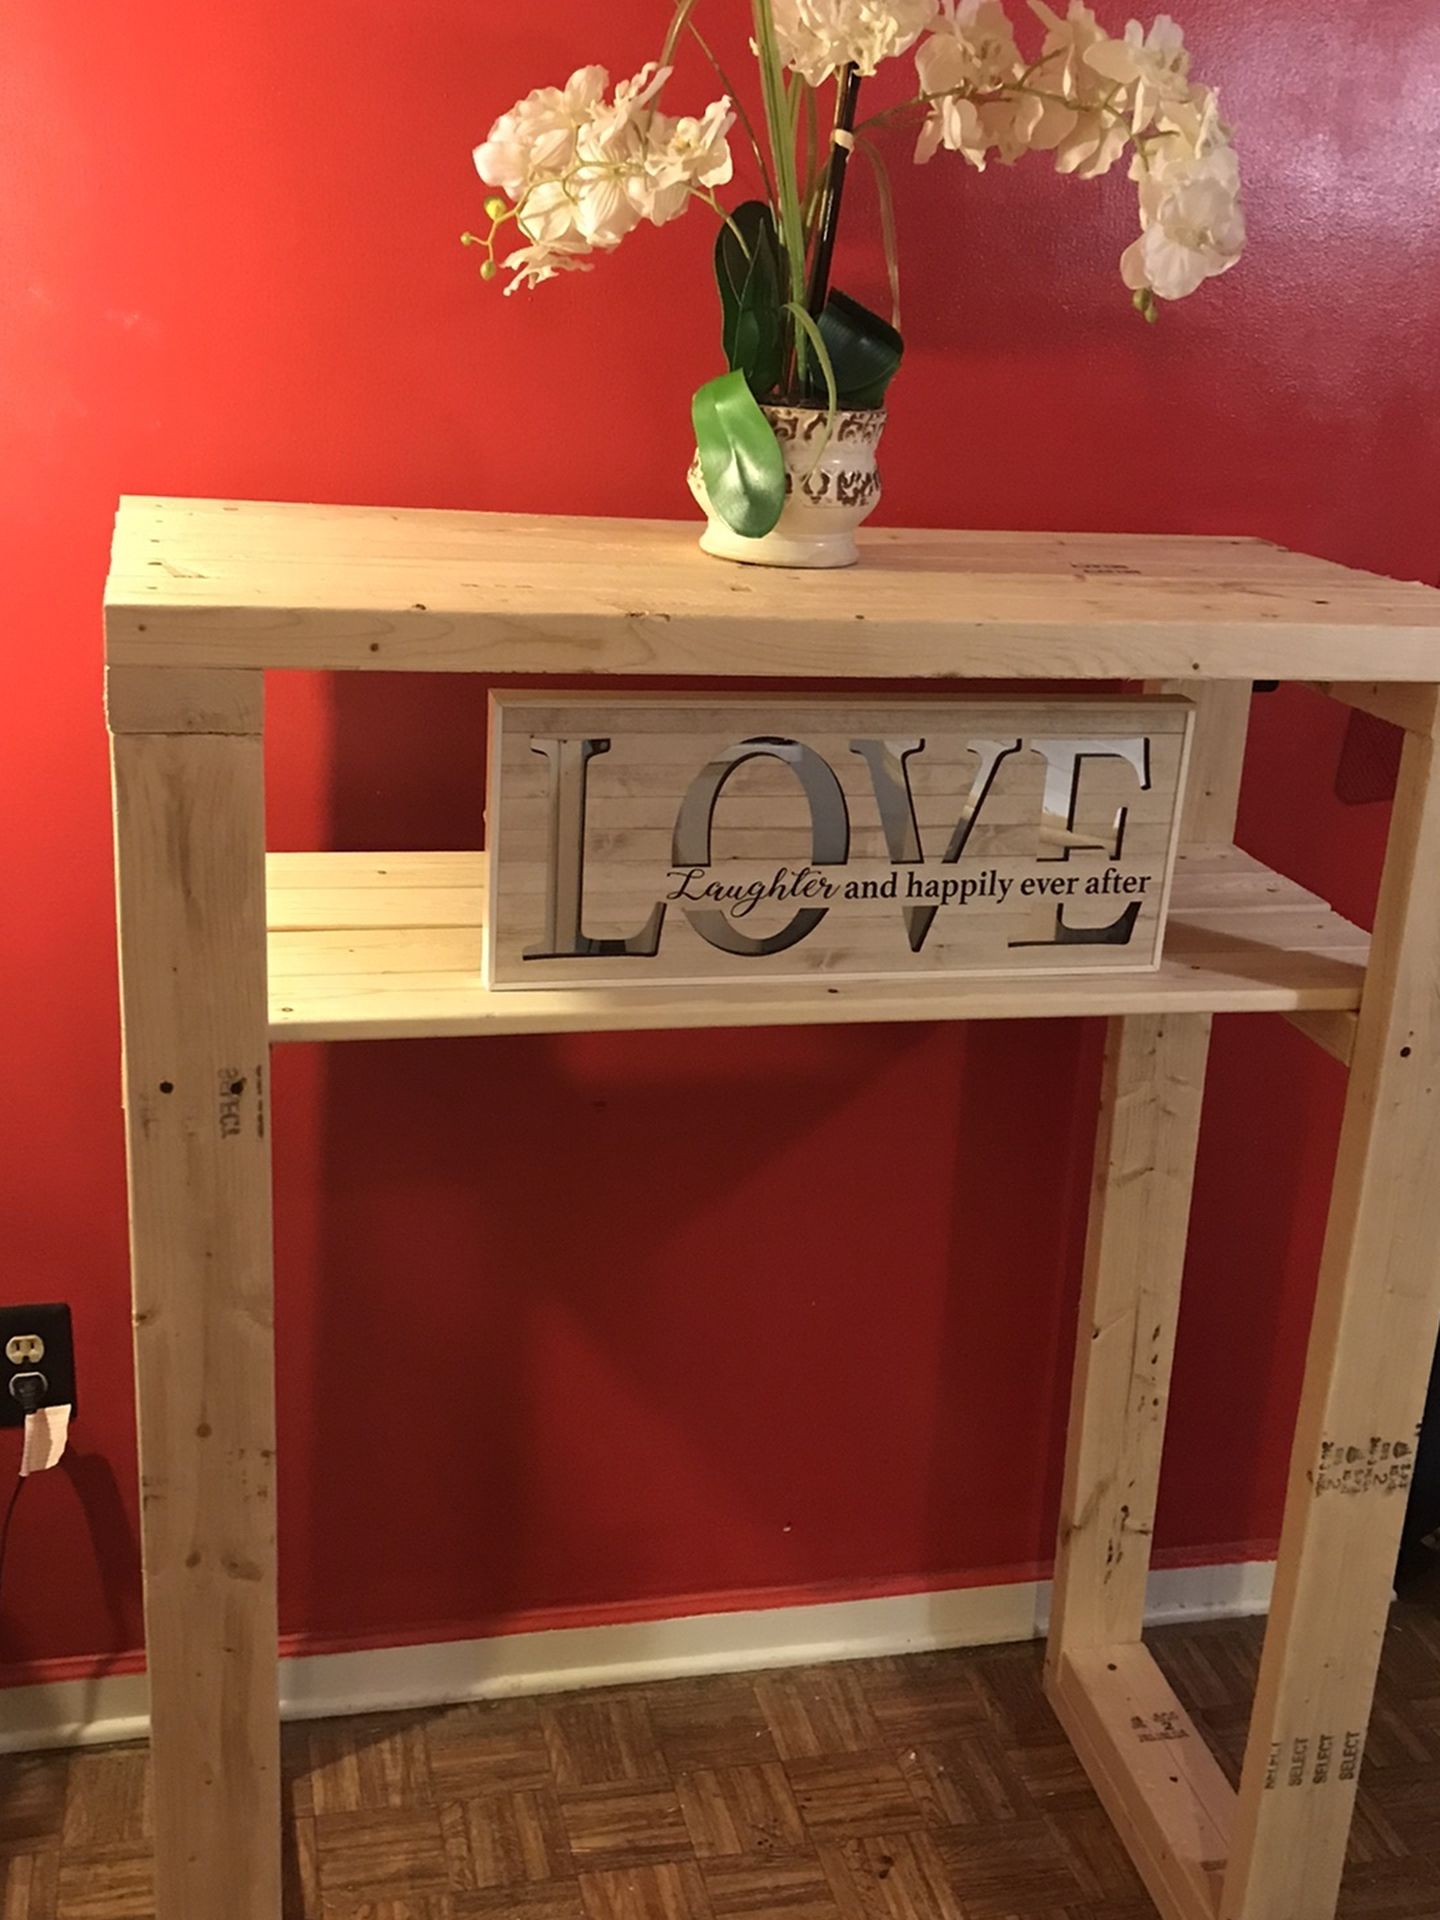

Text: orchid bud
xmin=480 ymin=258 xmax=498 ymax=281
xmin=484 ymin=195 xmax=508 ymax=221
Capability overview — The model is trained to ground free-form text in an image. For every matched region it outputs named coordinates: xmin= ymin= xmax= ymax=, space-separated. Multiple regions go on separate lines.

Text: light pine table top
xmin=104 ymin=497 xmax=1440 ymax=682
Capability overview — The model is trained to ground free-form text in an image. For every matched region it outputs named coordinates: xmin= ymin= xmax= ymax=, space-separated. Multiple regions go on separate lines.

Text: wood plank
xmin=267 ymin=885 xmax=487 ymax=932
xmin=1174 ymin=914 xmax=1367 ymax=956
xmin=264 ymin=852 xmax=484 ymax=889
xmin=1046 ymin=686 xmax=1246 ymax=1667
xmin=1162 ymin=681 xmax=1250 ymax=844
xmin=267 ymin=916 xmax=1366 ymax=983
xmin=106 ymin=666 xmax=264 ymax=736
xmin=263 ymin=844 xmax=1338 ymax=912
xmin=262 ymin=846 xmax=1337 ymax=923
xmin=267 ymin=925 xmax=482 ymax=976
xmin=261 ymin=845 xmax=1369 ymax=1041
xmin=1280 ymin=1008 xmax=1358 ymax=1066
xmin=1047 ymin=676 xmax=1244 ymax=1909
xmin=1046 ymin=1011 xmax=1212 ymax=1660
xmin=103 ymin=500 xmax=1440 ymax=681
xmin=1221 ymin=727 xmax=1440 ymax=1920
xmin=1316 ymin=681 xmax=1440 ymax=736
xmin=1050 ymin=1644 xmax=1234 ymax=1920
xmin=265 ymin=956 xmax=1366 ymax=1044
xmin=484 ymin=693 xmax=1191 ymax=992
xmin=110 ymin=723 xmax=279 ymax=1920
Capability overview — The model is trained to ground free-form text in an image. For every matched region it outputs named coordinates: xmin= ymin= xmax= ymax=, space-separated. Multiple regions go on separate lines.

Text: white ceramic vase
xmin=688 ymin=403 xmax=886 ymax=570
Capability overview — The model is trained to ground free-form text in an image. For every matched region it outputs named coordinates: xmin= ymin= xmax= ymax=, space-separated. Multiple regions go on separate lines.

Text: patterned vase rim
xmin=762 ymin=402 xmax=888 ymax=421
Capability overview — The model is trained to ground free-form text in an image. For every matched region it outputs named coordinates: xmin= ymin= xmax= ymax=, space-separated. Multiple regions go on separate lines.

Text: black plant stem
xmin=804 ymin=64 xmax=862 ymax=327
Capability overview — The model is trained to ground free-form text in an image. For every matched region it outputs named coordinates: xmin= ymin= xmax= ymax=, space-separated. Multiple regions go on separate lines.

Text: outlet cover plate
xmin=0 ymin=1303 xmax=76 ymax=1427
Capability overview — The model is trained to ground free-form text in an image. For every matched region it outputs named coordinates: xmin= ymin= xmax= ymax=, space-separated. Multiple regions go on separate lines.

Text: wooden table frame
xmin=106 ymin=500 xmax=1440 ymax=1920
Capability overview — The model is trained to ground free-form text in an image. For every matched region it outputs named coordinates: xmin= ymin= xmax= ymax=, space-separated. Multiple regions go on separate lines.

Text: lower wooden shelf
xmin=265 ymin=844 xmax=1368 ymax=1043
xmin=1047 ymin=1644 xmax=1234 ymax=1920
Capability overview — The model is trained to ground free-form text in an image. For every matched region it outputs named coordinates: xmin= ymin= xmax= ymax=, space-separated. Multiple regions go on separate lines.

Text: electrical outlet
xmin=0 ymin=1304 xmax=76 ymax=1427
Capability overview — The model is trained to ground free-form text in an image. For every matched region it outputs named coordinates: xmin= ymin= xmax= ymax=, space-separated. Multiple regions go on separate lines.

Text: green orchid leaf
xmin=715 ymin=201 xmax=772 ymax=317
xmin=692 ymin=370 xmax=786 ymax=539
xmin=714 ymin=200 xmax=784 ymax=398
xmin=810 ymin=289 xmax=904 ymax=408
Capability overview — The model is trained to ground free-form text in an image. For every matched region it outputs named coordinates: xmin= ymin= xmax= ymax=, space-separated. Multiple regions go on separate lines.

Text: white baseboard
xmin=0 ymin=1558 xmax=1274 ymax=1756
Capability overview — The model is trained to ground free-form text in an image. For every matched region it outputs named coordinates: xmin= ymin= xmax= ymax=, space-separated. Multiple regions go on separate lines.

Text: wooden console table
xmin=106 ymin=499 xmax=1440 ymax=1920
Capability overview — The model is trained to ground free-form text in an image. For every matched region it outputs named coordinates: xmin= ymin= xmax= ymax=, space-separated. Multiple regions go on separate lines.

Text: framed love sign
xmin=485 ymin=694 xmax=1193 ymax=990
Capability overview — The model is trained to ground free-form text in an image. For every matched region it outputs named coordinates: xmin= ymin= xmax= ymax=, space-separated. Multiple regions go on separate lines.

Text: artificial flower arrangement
xmin=466 ymin=1 xmax=1245 ymax=567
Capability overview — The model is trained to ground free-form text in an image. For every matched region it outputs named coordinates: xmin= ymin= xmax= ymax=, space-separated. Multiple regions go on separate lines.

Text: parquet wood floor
xmin=4 ymin=1590 xmax=1440 ymax=1919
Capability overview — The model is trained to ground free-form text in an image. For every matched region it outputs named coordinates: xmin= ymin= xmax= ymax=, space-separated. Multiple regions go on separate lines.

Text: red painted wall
xmin=2 ymin=0 xmax=1438 ymax=1678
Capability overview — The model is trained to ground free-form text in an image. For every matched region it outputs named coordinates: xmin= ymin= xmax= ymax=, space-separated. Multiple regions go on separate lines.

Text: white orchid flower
xmin=772 ymin=0 xmax=941 ymax=87
xmin=1085 ymin=15 xmax=1192 ymax=130
xmin=473 ymin=0 xmax=1244 ymax=311
xmin=640 ymin=102 xmax=738 ymax=224
xmin=1122 ymin=129 xmax=1244 ymax=299
xmin=474 ymin=62 xmax=734 ymax=292
xmin=908 ymin=0 xmax=1242 ymax=299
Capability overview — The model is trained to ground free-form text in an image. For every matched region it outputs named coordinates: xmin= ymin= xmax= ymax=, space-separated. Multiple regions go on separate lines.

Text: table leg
xmin=1221 ymin=725 xmax=1440 ymax=1919
xmin=1047 ymin=679 xmax=1249 ymax=1664
xmin=1047 ymin=1008 xmax=1211 ymax=1663
xmin=110 ymin=668 xmax=279 ymax=1920
xmin=1045 ymin=1010 xmax=1229 ymax=1920
xmin=1044 ymin=681 xmax=1249 ymax=1920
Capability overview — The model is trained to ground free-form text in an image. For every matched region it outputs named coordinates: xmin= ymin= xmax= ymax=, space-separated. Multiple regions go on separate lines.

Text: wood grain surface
xmin=104 ymin=500 xmax=1440 ymax=681
xmin=263 ymin=844 xmax=1369 ymax=1043
xmin=486 ymin=695 xmax=1192 ymax=990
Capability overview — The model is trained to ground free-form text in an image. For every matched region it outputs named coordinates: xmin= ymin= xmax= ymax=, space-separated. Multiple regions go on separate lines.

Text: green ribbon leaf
xmin=783 ymin=301 xmax=838 ymax=477
xmin=812 ymin=289 xmax=904 ymax=409
xmin=692 ymin=370 xmax=786 ymax=539
xmin=715 ymin=200 xmax=784 ymax=399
